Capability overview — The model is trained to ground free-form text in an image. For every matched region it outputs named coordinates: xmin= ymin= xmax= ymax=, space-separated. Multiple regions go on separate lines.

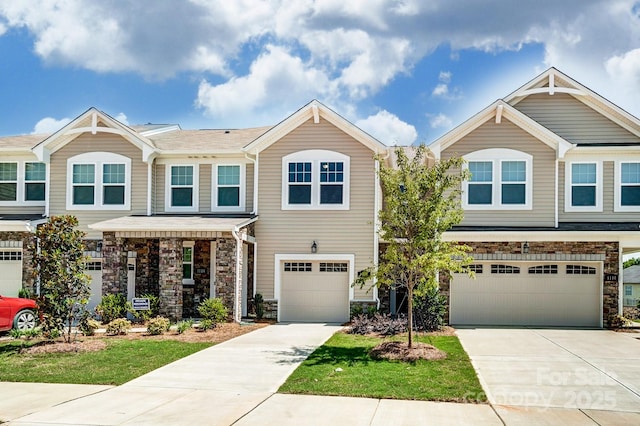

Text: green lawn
xmin=279 ymin=332 xmax=486 ymax=402
xmin=0 ymin=339 xmax=212 ymax=385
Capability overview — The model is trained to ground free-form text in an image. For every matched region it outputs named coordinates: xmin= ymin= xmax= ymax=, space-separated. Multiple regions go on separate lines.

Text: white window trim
xmin=614 ymin=161 xmax=640 ymax=212
xmin=281 ymin=150 xmax=350 ymax=210
xmin=0 ymin=161 xmax=47 ymax=206
xmin=66 ymin=152 xmax=131 ymax=210
xmin=165 ymin=164 xmax=199 ymax=212
xmin=462 ymin=149 xmax=533 ymax=210
xmin=564 ymin=161 xmax=602 ymax=212
xmin=182 ymin=241 xmax=195 ymax=285
xmin=212 ymin=163 xmax=245 ymax=212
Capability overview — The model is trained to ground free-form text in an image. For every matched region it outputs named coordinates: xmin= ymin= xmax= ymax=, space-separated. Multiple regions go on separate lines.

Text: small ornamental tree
xmin=31 ymin=215 xmax=91 ymax=342
xmin=357 ymin=145 xmax=473 ymax=348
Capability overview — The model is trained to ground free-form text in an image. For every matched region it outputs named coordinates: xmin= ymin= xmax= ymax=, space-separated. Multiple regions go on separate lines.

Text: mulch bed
xmin=369 ymin=341 xmax=447 ymax=362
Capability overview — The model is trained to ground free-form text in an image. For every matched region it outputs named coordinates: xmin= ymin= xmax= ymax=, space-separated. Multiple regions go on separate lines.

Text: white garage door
xmin=280 ymin=261 xmax=349 ymax=323
xmin=0 ymin=250 xmax=23 ymax=297
xmin=450 ymin=262 xmax=601 ymax=327
xmin=86 ymin=260 xmax=103 ymax=312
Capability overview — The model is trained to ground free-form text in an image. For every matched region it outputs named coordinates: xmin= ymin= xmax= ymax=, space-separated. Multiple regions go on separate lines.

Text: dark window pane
xmin=468 ymin=184 xmax=492 ymax=204
xmin=25 ymin=183 xmax=45 ymax=201
xmin=172 ymin=188 xmax=193 ymax=207
xmin=104 ymin=186 xmax=125 ymax=205
xmin=0 ymin=183 xmax=17 ymax=201
xmin=320 ymin=184 xmax=343 ymax=204
xmin=502 ymin=183 xmax=525 ymax=204
xmin=289 ymin=185 xmax=311 ymax=204
xmin=218 ymin=187 xmax=240 ymax=206
xmin=621 ymin=186 xmax=640 ymax=206
xmin=572 ymin=186 xmax=595 ymax=206
xmin=73 ymin=186 xmax=94 ymax=205
xmin=182 ymin=264 xmax=192 ymax=280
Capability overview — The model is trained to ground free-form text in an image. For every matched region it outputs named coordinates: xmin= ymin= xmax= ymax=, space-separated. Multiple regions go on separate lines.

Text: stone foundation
xmin=263 ymin=300 xmax=278 ymax=320
xmin=158 ymin=238 xmax=183 ymax=320
xmin=0 ymin=231 xmax=36 ymax=294
xmin=350 ymin=301 xmax=378 ymax=318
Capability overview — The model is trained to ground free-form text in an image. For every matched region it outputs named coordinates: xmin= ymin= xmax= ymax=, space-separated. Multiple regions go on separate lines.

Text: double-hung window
xmin=565 ymin=162 xmax=601 ymax=212
xmin=166 ymin=164 xmax=198 ymax=211
xmin=463 ymin=149 xmax=532 ymax=210
xmin=182 ymin=241 xmax=194 ymax=285
xmin=616 ymin=162 xmax=640 ymax=211
xmin=0 ymin=161 xmax=47 ymax=204
xmin=213 ymin=164 xmax=245 ymax=211
xmin=67 ymin=152 xmax=130 ymax=210
xmin=24 ymin=162 xmax=46 ymax=201
xmin=282 ymin=150 xmax=350 ymax=210
xmin=0 ymin=162 xmax=18 ymax=202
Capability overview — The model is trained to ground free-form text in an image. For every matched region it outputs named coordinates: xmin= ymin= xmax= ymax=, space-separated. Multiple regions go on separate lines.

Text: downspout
xmin=232 ymin=227 xmax=242 ymax=323
xmin=147 ymin=161 xmax=153 ymax=216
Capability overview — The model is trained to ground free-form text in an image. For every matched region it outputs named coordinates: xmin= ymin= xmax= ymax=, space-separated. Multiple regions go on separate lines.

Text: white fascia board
xmin=443 ymin=230 xmax=638 ymax=243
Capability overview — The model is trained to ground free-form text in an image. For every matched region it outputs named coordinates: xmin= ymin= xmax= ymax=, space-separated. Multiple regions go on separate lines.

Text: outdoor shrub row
xmin=146 ymin=316 xmax=171 ymax=335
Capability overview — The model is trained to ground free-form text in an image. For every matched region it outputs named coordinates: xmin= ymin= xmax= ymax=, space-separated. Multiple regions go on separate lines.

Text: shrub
xmin=130 ymin=293 xmax=160 ymax=322
xmin=198 ymin=319 xmax=215 ymax=331
xmin=350 ymin=304 xmax=363 ymax=318
xmin=147 ymin=316 xmax=170 ymax=335
xmin=349 ymin=313 xmax=407 ymax=336
xmin=18 ymin=288 xmax=34 ymax=299
xmin=176 ymin=319 xmax=194 ymax=334
xmin=254 ymin=293 xmax=264 ymax=320
xmin=106 ymin=318 xmax=132 ymax=336
xmin=22 ymin=327 xmax=42 ymax=340
xmin=609 ymin=314 xmax=632 ymax=330
xmin=9 ymin=328 xmax=22 ymax=339
xmin=78 ymin=317 xmax=101 ymax=336
xmin=96 ymin=293 xmax=129 ymax=324
xmin=412 ymin=285 xmax=447 ymax=332
xmin=197 ymin=298 xmax=228 ymax=325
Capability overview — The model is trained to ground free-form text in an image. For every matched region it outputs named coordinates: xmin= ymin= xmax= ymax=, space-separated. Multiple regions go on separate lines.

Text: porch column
xmin=102 ymin=232 xmax=127 ymax=294
xmin=159 ymin=238 xmax=183 ymax=320
xmin=214 ymin=236 xmax=237 ymax=321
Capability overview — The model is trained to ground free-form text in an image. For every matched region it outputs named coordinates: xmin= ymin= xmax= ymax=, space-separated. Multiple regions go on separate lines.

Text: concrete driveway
xmin=456 ymin=328 xmax=640 ymax=414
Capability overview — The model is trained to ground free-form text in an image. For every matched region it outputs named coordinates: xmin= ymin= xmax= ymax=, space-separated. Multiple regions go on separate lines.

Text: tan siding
xmin=154 ymin=163 xmax=166 ymax=213
xmin=255 ymin=119 xmax=377 ymax=301
xmin=515 ymin=94 xmax=640 ymax=144
xmin=199 ymin=164 xmax=211 ymax=213
xmin=442 ymin=119 xmax=556 ymax=227
xmin=0 ymin=206 xmax=44 ymax=215
xmin=49 ymin=134 xmax=147 ymax=238
xmin=246 ymin=163 xmax=254 ymax=213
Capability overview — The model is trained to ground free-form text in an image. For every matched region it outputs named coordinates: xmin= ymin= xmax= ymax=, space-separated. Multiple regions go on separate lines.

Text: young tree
xmin=31 ymin=215 xmax=91 ymax=342
xmin=362 ymin=145 xmax=472 ymax=348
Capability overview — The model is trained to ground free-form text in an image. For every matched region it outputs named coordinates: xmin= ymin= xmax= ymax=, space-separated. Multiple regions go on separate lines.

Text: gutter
xmin=232 ymin=227 xmax=242 ymax=323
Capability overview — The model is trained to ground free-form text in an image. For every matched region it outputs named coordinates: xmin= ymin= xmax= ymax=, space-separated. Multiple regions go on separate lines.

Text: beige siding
xmin=49 ymin=134 xmax=148 ymax=238
xmin=199 ymin=164 xmax=211 ymax=213
xmin=0 ymin=206 xmax=45 ymax=216
xmin=255 ymin=119 xmax=377 ymax=300
xmin=246 ymin=163 xmax=254 ymax=212
xmin=515 ymin=93 xmax=640 ymax=144
xmin=154 ymin=163 xmax=166 ymax=213
xmin=442 ymin=119 xmax=556 ymax=227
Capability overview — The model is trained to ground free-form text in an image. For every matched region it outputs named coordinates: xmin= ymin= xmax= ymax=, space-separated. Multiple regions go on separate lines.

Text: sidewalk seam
xmin=230 ymin=392 xmax=275 ymax=425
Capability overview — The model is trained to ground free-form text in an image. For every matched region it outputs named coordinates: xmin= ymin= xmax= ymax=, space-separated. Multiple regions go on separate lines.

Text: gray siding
xmin=515 ymin=93 xmax=640 ymax=145
xmin=49 ymin=134 xmax=148 ymax=238
xmin=442 ymin=119 xmax=556 ymax=227
xmin=255 ymin=119 xmax=377 ymax=300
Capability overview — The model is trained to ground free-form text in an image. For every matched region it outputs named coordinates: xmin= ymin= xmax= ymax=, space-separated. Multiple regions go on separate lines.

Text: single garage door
xmin=450 ymin=262 xmax=601 ymax=327
xmin=280 ymin=261 xmax=349 ymax=323
xmin=0 ymin=250 xmax=23 ymax=297
xmin=86 ymin=260 xmax=103 ymax=312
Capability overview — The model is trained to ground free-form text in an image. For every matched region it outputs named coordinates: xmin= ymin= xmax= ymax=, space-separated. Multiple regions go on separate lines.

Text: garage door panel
xmin=0 ymin=251 xmax=23 ymax=297
xmin=451 ymin=262 xmax=601 ymax=327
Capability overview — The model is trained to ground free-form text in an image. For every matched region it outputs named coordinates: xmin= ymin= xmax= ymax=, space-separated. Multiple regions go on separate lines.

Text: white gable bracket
xmin=91 ymin=111 xmax=98 ymax=134
xmin=495 ymin=104 xmax=504 ymax=124
xmin=311 ymin=105 xmax=320 ymax=124
xmin=549 ymin=73 xmax=555 ymax=95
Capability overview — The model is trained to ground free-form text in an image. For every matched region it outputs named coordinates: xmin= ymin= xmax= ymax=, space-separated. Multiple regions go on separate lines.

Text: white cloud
xmin=428 ymin=113 xmax=453 ymax=129
xmin=32 ymin=117 xmax=71 ymax=134
xmin=432 ymin=70 xmax=462 ymax=100
xmin=356 ymin=110 xmax=417 ymax=146
xmin=605 ymin=48 xmax=640 ymax=87
xmin=115 ymin=113 xmax=129 ymax=125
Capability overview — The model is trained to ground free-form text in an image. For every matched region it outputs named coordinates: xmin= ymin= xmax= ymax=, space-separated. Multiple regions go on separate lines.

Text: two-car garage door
xmin=280 ymin=261 xmax=350 ymax=323
xmin=450 ymin=262 xmax=601 ymax=327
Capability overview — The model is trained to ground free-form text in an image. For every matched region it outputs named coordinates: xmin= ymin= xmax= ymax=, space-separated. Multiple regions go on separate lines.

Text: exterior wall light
xmin=311 ymin=241 xmax=317 ymax=253
xmin=522 ymin=241 xmax=529 ymax=254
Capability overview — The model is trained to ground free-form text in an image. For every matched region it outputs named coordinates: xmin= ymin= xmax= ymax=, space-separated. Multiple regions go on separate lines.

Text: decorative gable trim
xmin=242 ymin=100 xmax=388 ymax=155
xmin=32 ymin=108 xmax=157 ymax=163
xmin=429 ymin=100 xmax=575 ymax=160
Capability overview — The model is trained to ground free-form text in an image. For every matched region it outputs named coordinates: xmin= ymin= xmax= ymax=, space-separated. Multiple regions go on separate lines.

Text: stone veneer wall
xmin=215 ymin=236 xmax=237 ymax=321
xmin=126 ymin=239 xmax=160 ymax=297
xmin=438 ymin=241 xmax=620 ymax=327
xmin=263 ymin=300 xmax=278 ymax=320
xmin=0 ymin=232 xmax=36 ymax=294
xmin=101 ymin=232 xmax=128 ymax=294
xmin=158 ymin=238 xmax=183 ymax=320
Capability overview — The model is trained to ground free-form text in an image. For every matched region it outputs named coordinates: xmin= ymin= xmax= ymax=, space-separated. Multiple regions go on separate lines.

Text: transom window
xmin=491 ymin=264 xmax=520 ymax=274
xmin=565 ymin=162 xmax=601 ymax=212
xmin=166 ymin=165 xmax=198 ymax=211
xmin=616 ymin=162 xmax=640 ymax=211
xmin=284 ymin=262 xmax=312 ymax=272
xmin=463 ymin=149 xmax=532 ymax=210
xmin=67 ymin=152 xmax=130 ymax=210
xmin=215 ymin=165 xmax=243 ymax=209
xmin=528 ymin=265 xmax=558 ymax=274
xmin=282 ymin=150 xmax=350 ymax=210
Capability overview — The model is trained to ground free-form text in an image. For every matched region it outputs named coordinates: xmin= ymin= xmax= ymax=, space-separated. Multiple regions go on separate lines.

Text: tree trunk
xmin=407 ymin=286 xmax=413 ymax=348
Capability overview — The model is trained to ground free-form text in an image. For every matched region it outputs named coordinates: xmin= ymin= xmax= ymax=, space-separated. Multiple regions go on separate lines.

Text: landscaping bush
xmin=412 ymin=285 xmax=447 ymax=332
xmin=96 ymin=293 xmax=129 ymax=324
xmin=198 ymin=318 xmax=215 ymax=331
xmin=349 ymin=313 xmax=407 ymax=336
xmin=78 ymin=317 xmax=101 ymax=336
xmin=609 ymin=314 xmax=632 ymax=330
xmin=106 ymin=318 xmax=132 ymax=336
xmin=254 ymin=293 xmax=264 ymax=320
xmin=130 ymin=293 xmax=160 ymax=322
xmin=197 ymin=297 xmax=228 ymax=325
xmin=176 ymin=319 xmax=194 ymax=334
xmin=146 ymin=316 xmax=171 ymax=335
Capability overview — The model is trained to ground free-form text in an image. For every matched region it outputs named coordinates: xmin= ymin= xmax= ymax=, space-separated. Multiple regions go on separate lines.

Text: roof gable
xmin=242 ymin=100 xmax=388 ymax=155
xmin=33 ymin=108 xmax=157 ymax=162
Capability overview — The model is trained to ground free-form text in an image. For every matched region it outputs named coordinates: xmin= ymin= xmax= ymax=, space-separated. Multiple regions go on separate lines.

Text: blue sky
xmin=1 ymin=1 xmax=639 ymax=145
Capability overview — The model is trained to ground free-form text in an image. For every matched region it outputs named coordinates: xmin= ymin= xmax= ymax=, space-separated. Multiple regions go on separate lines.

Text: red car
xmin=0 ymin=295 xmax=38 ymax=332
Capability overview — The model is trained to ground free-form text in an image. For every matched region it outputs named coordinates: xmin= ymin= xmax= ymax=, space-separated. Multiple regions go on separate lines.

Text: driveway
xmin=456 ymin=328 xmax=640 ymax=413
